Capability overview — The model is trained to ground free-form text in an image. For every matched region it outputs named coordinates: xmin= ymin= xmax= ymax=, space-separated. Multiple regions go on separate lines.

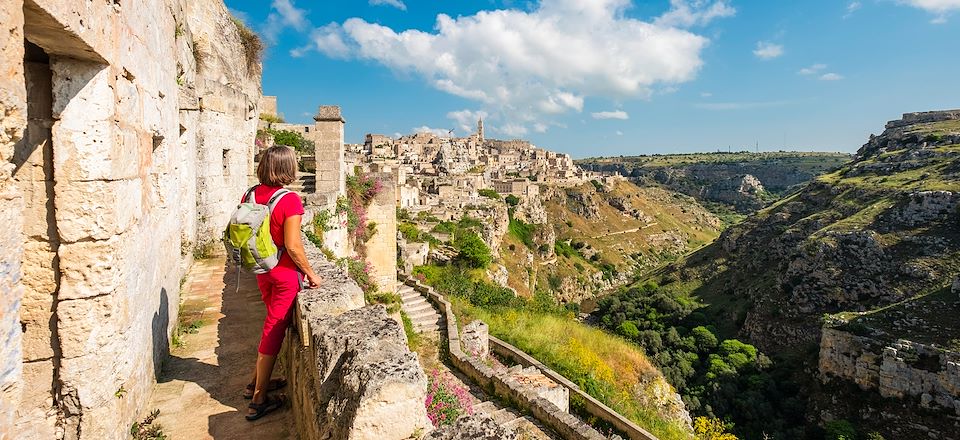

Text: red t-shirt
xmin=243 ymin=185 xmax=304 ymax=269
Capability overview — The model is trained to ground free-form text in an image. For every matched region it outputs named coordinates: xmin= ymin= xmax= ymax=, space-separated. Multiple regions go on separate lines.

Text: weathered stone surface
xmin=819 ymin=327 xmax=960 ymax=415
xmin=425 ymin=414 xmax=519 ymax=440
xmin=296 ymin=305 xmax=432 ymax=440
xmin=4 ymin=0 xmax=261 ymax=438
xmin=462 ymin=320 xmax=489 ymax=359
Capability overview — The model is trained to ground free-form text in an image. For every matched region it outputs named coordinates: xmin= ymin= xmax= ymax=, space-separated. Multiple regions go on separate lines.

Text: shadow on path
xmin=147 ymin=257 xmax=292 ymax=440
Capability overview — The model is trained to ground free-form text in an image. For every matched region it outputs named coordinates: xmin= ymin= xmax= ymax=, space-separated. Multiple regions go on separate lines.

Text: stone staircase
xmin=287 ymin=172 xmax=315 ymax=193
xmin=471 ymin=401 xmax=557 ymax=439
xmin=400 ymin=284 xmax=443 ymax=333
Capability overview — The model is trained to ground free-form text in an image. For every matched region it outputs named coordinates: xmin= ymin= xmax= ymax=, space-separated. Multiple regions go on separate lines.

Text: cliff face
xmin=578 ymin=152 xmax=851 ymax=213
xmin=644 ymin=110 xmax=960 ymax=437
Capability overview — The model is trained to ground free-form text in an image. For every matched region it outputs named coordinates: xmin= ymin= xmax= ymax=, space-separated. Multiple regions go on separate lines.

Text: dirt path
xmin=590 ymin=222 xmax=657 ymax=239
xmin=145 ymin=257 xmax=293 ymax=439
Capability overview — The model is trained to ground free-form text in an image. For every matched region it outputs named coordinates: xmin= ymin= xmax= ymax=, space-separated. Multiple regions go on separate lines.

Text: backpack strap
xmin=244 ymin=185 xmax=259 ymax=204
xmin=266 ymin=189 xmax=293 ymax=213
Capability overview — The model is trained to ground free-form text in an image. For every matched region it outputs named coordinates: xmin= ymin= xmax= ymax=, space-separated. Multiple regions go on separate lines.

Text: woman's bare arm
xmin=283 ymin=215 xmax=322 ymax=287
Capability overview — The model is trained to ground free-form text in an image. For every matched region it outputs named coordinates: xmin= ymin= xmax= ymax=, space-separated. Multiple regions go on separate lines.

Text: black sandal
xmin=242 ymin=378 xmax=288 ymax=399
xmin=245 ymin=394 xmax=286 ymax=421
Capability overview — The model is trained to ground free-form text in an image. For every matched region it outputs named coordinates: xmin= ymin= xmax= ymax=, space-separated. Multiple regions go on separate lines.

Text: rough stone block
xmin=462 ymin=320 xmax=489 ymax=358
xmin=55 ymin=178 xmax=142 ymax=242
xmin=307 ymin=306 xmax=431 ymax=440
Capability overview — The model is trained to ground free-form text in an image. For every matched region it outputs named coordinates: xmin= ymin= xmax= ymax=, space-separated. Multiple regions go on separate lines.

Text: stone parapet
xmin=282 ymin=237 xmax=430 ymax=440
xmin=885 ymin=109 xmax=960 ymax=129
xmin=399 ymin=274 xmax=650 ymax=440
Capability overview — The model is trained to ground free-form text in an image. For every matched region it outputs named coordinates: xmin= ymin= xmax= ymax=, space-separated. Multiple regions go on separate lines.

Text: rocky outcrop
xmin=820 ymin=328 xmax=960 ymax=413
xmin=425 ymin=414 xmax=519 ymax=440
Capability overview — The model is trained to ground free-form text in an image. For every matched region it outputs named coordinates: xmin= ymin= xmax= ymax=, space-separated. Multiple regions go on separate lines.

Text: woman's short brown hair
xmin=257 ymin=146 xmax=298 ymax=187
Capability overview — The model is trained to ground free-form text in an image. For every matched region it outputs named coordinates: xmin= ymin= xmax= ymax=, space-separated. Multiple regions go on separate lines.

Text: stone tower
xmin=313 ymin=105 xmax=346 ymax=196
xmin=477 ymin=117 xmax=484 ymax=143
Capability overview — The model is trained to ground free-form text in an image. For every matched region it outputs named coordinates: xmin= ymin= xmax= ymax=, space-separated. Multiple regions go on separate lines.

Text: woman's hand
xmin=305 ymin=272 xmax=323 ymax=288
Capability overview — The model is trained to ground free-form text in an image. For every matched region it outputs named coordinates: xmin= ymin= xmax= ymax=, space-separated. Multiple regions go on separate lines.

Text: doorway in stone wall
xmin=13 ymin=38 xmax=63 ymax=439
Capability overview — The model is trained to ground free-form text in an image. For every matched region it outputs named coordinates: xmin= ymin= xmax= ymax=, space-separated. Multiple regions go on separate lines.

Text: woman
xmin=243 ymin=145 xmax=322 ymax=421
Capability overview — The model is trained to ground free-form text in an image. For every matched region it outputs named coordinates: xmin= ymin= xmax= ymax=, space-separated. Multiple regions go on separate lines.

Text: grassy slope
xmin=449 ymin=297 xmax=692 ymax=440
xmin=635 ymin=121 xmax=960 ymax=344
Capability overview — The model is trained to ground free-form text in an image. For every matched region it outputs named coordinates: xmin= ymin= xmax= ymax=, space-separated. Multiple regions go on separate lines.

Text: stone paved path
xmin=146 ymin=257 xmax=293 ymax=439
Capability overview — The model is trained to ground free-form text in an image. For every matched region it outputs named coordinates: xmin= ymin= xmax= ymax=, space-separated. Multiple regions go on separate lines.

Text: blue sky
xmin=225 ymin=0 xmax=960 ymax=158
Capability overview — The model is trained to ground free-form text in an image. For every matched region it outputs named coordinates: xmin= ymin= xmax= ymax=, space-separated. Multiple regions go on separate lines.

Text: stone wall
xmin=1 ymin=0 xmax=260 ymax=438
xmin=282 ymin=236 xmax=431 ymax=440
xmin=819 ymin=327 xmax=960 ymax=414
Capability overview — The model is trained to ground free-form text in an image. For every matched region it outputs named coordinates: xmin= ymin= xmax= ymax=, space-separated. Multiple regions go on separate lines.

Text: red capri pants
xmin=255 ymin=265 xmax=301 ymax=356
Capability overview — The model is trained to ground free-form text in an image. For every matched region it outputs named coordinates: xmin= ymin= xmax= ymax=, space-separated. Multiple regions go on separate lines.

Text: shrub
xmin=690 ymin=326 xmax=719 ymax=352
xmin=508 ymin=217 xmax=536 ymax=249
xmin=425 ymin=370 xmax=473 ymax=427
xmin=453 ymin=231 xmax=492 ymax=269
xmin=693 ymin=417 xmax=737 ymax=440
xmin=619 ymin=321 xmax=640 ymax=339
xmin=505 ymin=194 xmax=520 ymax=206
xmin=478 ymin=188 xmax=500 ymax=199
xmin=229 ymin=16 xmax=263 ymax=73
xmin=824 ymin=420 xmax=856 ymax=440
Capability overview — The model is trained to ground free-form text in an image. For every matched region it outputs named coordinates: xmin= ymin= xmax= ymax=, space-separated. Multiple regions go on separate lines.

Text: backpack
xmin=223 ymin=186 xmax=292 ymax=274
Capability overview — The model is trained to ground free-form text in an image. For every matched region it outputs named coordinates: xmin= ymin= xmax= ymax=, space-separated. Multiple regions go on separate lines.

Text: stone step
xmin=413 ymin=315 xmax=444 ymax=327
xmin=472 ymin=401 xmax=497 ymax=414
xmin=398 ymin=285 xmax=415 ymax=293
xmin=401 ymin=298 xmax=430 ymax=311
xmin=503 ymin=417 xmax=555 ymax=440
xmin=490 ymin=408 xmax=520 ymax=425
xmin=402 ymin=304 xmax=434 ymax=317
xmin=414 ymin=324 xmax=439 ymax=333
xmin=401 ymin=296 xmax=427 ymax=307
xmin=408 ymin=309 xmax=441 ymax=322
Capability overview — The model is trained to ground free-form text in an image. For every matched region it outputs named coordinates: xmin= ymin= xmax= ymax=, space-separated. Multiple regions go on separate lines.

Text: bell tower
xmin=477 ymin=117 xmax=484 ymax=143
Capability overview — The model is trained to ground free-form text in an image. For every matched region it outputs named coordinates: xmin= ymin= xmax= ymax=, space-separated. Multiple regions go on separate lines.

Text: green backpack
xmin=223 ymin=186 xmax=292 ymax=274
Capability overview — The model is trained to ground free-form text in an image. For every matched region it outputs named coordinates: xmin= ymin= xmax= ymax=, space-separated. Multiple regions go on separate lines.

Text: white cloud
xmin=304 ymin=0 xmax=731 ymax=135
xmin=228 ymin=8 xmax=251 ymax=25
xmin=616 ymin=130 xmax=624 ymax=136
xmin=798 ymin=63 xmax=827 ymax=75
xmin=591 ymin=110 xmax=630 ymax=120
xmin=900 ymin=0 xmax=960 ymax=22
xmin=753 ymin=41 xmax=784 ymax=59
xmin=819 ymin=73 xmax=844 ymax=81
xmin=370 ymin=0 xmax=407 ymax=10
xmin=263 ymin=0 xmax=309 ymax=43
xmin=843 ymin=2 xmax=862 ymax=18
xmin=655 ymin=0 xmax=737 ymax=27
xmin=414 ymin=126 xmax=451 ymax=137
xmin=304 ymin=23 xmax=351 ymax=58
xmin=700 ymin=91 xmax=713 ymax=98
xmin=533 ymin=123 xmax=549 ymax=133
xmin=447 ymin=109 xmax=488 ymax=133
xmin=498 ymin=123 xmax=529 ymax=138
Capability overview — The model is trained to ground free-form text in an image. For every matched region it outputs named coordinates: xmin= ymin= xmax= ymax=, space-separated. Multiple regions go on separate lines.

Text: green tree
xmin=690 ymin=326 xmax=719 ymax=352
xmin=453 ymin=231 xmax=492 ymax=268
xmin=478 ymin=188 xmax=501 ymax=199
xmin=824 ymin=420 xmax=856 ymax=440
xmin=618 ymin=321 xmax=640 ymax=339
xmin=505 ymin=194 xmax=520 ymax=206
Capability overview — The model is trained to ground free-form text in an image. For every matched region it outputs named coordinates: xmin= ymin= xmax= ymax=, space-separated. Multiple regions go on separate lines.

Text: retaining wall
xmin=401 ymin=274 xmax=661 ymax=440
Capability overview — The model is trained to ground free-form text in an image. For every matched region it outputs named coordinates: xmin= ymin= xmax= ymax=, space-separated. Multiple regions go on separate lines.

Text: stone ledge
xmin=282 ymin=239 xmax=430 ymax=440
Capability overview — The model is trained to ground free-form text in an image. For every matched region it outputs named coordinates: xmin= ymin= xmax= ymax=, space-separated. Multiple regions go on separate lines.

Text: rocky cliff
xmin=578 ymin=152 xmax=851 ymax=213
xmin=641 ymin=110 xmax=960 ymax=437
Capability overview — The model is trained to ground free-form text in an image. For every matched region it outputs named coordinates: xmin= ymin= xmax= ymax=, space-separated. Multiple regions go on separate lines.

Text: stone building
xmin=0 ymin=0 xmax=261 ymax=438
